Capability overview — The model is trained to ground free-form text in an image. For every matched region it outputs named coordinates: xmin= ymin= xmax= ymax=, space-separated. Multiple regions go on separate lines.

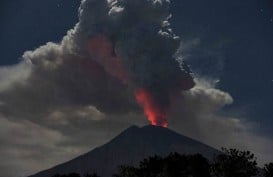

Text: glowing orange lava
xmin=135 ymin=89 xmax=168 ymax=127
xmin=87 ymin=35 xmax=170 ymax=127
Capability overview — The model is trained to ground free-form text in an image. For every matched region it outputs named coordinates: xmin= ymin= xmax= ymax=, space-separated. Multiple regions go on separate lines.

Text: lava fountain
xmin=135 ymin=89 xmax=168 ymax=127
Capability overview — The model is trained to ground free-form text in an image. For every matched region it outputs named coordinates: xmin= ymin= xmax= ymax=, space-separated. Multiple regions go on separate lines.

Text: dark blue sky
xmin=170 ymin=0 xmax=273 ymax=137
xmin=0 ymin=0 xmax=80 ymax=65
xmin=0 ymin=0 xmax=272 ymax=137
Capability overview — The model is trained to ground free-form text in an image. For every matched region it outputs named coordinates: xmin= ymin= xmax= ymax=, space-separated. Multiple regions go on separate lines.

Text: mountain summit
xmin=29 ymin=125 xmax=220 ymax=177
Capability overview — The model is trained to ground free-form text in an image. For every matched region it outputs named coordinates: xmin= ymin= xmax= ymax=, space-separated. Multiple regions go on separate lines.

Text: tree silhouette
xmin=264 ymin=163 xmax=273 ymax=177
xmin=211 ymin=148 xmax=258 ymax=177
xmin=67 ymin=173 xmax=81 ymax=177
xmin=189 ymin=154 xmax=211 ymax=177
xmin=114 ymin=153 xmax=211 ymax=177
xmin=52 ymin=174 xmax=62 ymax=177
xmin=51 ymin=148 xmax=260 ymax=177
xmin=52 ymin=173 xmax=100 ymax=177
xmin=114 ymin=166 xmax=138 ymax=177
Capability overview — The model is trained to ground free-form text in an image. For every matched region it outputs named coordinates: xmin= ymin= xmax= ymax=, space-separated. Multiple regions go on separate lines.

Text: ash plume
xmin=76 ymin=0 xmax=195 ymax=126
xmin=0 ymin=0 xmax=194 ymax=127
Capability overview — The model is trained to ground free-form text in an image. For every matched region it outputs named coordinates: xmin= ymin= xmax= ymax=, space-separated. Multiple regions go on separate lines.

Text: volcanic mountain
xmin=29 ymin=125 xmax=220 ymax=177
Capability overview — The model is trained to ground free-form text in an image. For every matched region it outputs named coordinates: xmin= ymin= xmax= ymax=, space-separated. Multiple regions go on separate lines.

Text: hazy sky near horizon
xmin=0 ymin=0 xmax=273 ymax=177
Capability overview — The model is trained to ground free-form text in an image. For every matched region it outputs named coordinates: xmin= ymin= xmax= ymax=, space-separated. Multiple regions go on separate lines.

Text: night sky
xmin=169 ymin=0 xmax=273 ymax=136
xmin=0 ymin=0 xmax=272 ymax=177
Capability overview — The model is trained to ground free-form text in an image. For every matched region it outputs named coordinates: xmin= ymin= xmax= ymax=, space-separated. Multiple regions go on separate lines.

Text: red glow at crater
xmin=135 ymin=89 xmax=168 ymax=127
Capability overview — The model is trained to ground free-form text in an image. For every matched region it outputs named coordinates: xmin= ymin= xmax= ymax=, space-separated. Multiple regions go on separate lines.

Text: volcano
xmin=29 ymin=125 xmax=220 ymax=177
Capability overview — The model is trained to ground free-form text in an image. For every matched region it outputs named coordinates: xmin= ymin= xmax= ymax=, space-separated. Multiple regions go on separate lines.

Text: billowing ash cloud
xmin=0 ymin=0 xmax=194 ymax=127
xmin=76 ymin=0 xmax=195 ymax=126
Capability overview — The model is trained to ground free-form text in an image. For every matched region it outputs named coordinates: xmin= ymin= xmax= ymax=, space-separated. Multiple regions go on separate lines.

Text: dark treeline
xmin=52 ymin=148 xmax=273 ymax=177
xmin=52 ymin=173 xmax=99 ymax=177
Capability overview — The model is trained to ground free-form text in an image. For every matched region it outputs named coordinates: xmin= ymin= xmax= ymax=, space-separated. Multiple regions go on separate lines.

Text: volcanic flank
xmin=28 ymin=125 xmax=220 ymax=177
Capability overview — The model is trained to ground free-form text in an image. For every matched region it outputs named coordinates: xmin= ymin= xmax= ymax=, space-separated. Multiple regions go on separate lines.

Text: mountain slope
xmin=29 ymin=125 xmax=220 ymax=177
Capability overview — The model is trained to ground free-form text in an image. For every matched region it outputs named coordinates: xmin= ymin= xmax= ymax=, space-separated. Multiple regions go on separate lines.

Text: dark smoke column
xmin=79 ymin=0 xmax=195 ymax=127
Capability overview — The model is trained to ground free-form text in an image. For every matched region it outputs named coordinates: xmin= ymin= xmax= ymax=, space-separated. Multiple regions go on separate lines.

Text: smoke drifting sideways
xmin=5 ymin=0 xmax=194 ymax=127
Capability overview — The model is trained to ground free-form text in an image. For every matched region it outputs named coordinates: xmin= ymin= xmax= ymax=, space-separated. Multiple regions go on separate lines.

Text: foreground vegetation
xmin=52 ymin=148 xmax=273 ymax=177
